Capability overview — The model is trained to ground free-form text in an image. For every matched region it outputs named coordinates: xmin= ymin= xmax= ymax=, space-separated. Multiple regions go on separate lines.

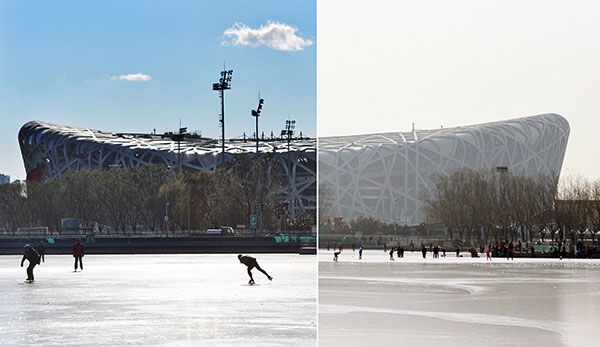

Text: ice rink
xmin=320 ymin=250 xmax=600 ymax=347
xmin=0 ymin=254 xmax=316 ymax=346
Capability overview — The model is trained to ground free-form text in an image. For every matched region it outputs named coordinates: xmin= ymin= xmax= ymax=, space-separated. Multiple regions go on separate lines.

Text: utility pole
xmin=212 ymin=68 xmax=233 ymax=165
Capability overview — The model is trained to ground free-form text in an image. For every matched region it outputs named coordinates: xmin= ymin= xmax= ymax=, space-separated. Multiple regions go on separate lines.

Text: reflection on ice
xmin=320 ymin=251 xmax=600 ymax=347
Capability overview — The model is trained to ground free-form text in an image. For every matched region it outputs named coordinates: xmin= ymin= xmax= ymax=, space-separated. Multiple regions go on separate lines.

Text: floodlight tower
xmin=251 ymin=98 xmax=264 ymax=153
xmin=284 ymin=119 xmax=296 ymax=151
xmin=212 ymin=68 xmax=233 ymax=163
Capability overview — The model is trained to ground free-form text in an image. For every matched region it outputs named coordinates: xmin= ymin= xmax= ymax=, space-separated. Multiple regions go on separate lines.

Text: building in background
xmin=0 ymin=174 xmax=10 ymax=184
xmin=19 ymin=121 xmax=316 ymax=215
xmin=319 ymin=113 xmax=569 ymax=225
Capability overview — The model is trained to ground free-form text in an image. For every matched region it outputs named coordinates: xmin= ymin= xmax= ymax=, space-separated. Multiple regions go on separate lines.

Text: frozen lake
xmin=319 ymin=250 xmax=600 ymax=347
xmin=0 ymin=254 xmax=316 ymax=346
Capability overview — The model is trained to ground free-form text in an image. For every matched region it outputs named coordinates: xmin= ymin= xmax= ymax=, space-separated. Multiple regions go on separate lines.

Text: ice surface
xmin=0 ymin=254 xmax=316 ymax=346
xmin=319 ymin=250 xmax=600 ymax=347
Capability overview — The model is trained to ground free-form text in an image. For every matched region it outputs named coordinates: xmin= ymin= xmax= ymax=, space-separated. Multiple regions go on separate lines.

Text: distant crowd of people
xmin=326 ymin=239 xmax=599 ymax=262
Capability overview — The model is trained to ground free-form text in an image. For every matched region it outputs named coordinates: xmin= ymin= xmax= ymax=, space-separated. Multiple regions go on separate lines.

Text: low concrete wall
xmin=0 ymin=236 xmax=309 ymax=255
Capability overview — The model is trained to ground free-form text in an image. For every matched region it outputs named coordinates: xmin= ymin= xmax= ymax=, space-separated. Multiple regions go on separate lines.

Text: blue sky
xmin=0 ymin=0 xmax=315 ymax=180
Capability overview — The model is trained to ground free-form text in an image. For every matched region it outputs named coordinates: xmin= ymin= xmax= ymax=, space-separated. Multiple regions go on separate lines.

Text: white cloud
xmin=222 ymin=21 xmax=313 ymax=51
xmin=111 ymin=73 xmax=152 ymax=82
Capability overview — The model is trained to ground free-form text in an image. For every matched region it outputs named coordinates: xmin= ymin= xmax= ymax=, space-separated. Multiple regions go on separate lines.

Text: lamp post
xmin=281 ymin=119 xmax=295 ymax=151
xmin=165 ymin=165 xmax=171 ymax=234
xmin=251 ymin=98 xmax=264 ymax=153
xmin=212 ymin=69 xmax=233 ymax=164
xmin=496 ymin=166 xmax=508 ymax=241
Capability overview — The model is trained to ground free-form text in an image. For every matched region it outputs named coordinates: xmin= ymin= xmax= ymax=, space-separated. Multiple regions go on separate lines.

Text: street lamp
xmin=496 ymin=166 xmax=509 ymax=241
xmin=213 ymin=69 xmax=233 ymax=164
xmin=165 ymin=165 xmax=171 ymax=233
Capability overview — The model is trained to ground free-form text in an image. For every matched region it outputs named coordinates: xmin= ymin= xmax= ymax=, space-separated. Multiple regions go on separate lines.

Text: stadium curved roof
xmin=19 ymin=121 xmax=316 ymax=213
xmin=319 ymin=113 xmax=570 ymax=225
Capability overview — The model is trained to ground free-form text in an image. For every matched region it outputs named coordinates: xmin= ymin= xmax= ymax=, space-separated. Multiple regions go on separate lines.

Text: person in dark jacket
xmin=238 ymin=254 xmax=272 ymax=285
xmin=21 ymin=244 xmax=40 ymax=282
xmin=37 ymin=241 xmax=46 ymax=262
xmin=73 ymin=240 xmax=84 ymax=271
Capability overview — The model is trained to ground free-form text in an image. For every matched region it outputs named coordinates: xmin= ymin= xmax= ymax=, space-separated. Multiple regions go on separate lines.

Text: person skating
xmin=358 ymin=246 xmax=363 ymax=260
xmin=486 ymin=248 xmax=492 ymax=260
xmin=73 ymin=239 xmax=84 ymax=271
xmin=37 ymin=241 xmax=46 ymax=263
xmin=421 ymin=244 xmax=427 ymax=259
xmin=238 ymin=254 xmax=272 ymax=285
xmin=333 ymin=251 xmax=341 ymax=262
xmin=389 ymin=247 xmax=395 ymax=261
xmin=21 ymin=244 xmax=40 ymax=283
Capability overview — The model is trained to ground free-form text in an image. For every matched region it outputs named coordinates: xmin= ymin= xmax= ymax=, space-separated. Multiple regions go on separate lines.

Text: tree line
xmin=0 ymin=154 xmax=314 ymax=233
xmin=425 ymin=169 xmax=600 ymax=243
xmin=320 ymin=170 xmax=600 ymax=244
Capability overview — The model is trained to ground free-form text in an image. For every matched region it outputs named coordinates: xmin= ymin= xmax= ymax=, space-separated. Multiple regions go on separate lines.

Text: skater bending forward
xmin=21 ymin=244 xmax=40 ymax=283
xmin=238 ymin=254 xmax=273 ymax=285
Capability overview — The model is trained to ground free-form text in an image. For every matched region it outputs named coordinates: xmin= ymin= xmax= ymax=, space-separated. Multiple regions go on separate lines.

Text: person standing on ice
xmin=358 ymin=246 xmax=363 ymax=259
xmin=73 ymin=239 xmax=84 ymax=271
xmin=21 ymin=244 xmax=40 ymax=283
xmin=421 ymin=244 xmax=427 ymax=259
xmin=238 ymin=254 xmax=273 ymax=285
xmin=389 ymin=247 xmax=395 ymax=261
xmin=37 ymin=241 xmax=46 ymax=263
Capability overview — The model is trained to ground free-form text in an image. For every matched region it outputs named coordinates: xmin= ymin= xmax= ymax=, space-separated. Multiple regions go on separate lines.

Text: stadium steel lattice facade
xmin=19 ymin=121 xmax=316 ymax=214
xmin=319 ymin=113 xmax=570 ymax=225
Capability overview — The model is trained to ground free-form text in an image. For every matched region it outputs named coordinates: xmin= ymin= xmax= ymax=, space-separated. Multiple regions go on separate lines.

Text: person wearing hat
xmin=21 ymin=244 xmax=41 ymax=283
xmin=238 ymin=254 xmax=272 ymax=285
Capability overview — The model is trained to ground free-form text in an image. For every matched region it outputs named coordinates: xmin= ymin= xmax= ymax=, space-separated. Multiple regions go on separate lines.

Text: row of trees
xmin=0 ymin=154 xmax=315 ymax=233
xmin=319 ymin=170 xmax=600 ymax=244
xmin=425 ymin=169 xmax=600 ymax=243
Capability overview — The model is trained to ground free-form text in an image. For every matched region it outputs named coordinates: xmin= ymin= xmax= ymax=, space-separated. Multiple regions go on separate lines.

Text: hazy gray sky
xmin=318 ymin=0 xmax=600 ymax=181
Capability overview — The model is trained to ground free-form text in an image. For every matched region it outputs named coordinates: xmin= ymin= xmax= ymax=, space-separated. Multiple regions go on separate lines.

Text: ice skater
xmin=37 ymin=241 xmax=46 ymax=262
xmin=486 ymin=248 xmax=492 ymax=260
xmin=73 ymin=239 xmax=84 ymax=271
xmin=333 ymin=251 xmax=341 ymax=262
xmin=238 ymin=254 xmax=273 ymax=285
xmin=389 ymin=247 xmax=395 ymax=261
xmin=21 ymin=244 xmax=40 ymax=283
xmin=421 ymin=244 xmax=427 ymax=259
xmin=358 ymin=246 xmax=363 ymax=260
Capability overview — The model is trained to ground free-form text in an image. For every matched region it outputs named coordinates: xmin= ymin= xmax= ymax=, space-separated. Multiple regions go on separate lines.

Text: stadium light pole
xmin=213 ymin=69 xmax=233 ymax=164
xmin=283 ymin=119 xmax=295 ymax=151
xmin=251 ymin=98 xmax=264 ymax=153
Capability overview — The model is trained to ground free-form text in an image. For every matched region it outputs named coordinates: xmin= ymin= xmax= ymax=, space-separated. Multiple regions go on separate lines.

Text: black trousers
xmin=74 ymin=256 xmax=83 ymax=270
xmin=26 ymin=262 xmax=36 ymax=281
xmin=247 ymin=261 xmax=269 ymax=280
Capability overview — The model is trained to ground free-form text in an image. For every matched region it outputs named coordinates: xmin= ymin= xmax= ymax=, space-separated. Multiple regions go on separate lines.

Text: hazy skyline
xmin=0 ymin=0 xmax=315 ymax=180
xmin=318 ymin=0 xmax=600 ymax=181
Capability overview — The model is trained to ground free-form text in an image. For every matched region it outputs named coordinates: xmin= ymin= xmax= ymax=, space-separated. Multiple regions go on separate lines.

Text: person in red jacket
xmin=238 ymin=254 xmax=272 ymax=285
xmin=73 ymin=240 xmax=84 ymax=271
